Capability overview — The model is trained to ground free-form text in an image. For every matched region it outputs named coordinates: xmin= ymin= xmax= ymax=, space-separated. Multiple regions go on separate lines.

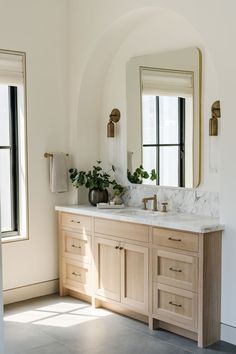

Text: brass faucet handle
xmin=161 ymin=202 xmax=168 ymax=213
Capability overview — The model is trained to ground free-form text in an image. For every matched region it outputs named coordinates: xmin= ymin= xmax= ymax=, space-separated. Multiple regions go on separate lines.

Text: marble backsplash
xmin=122 ymin=185 xmax=219 ymax=217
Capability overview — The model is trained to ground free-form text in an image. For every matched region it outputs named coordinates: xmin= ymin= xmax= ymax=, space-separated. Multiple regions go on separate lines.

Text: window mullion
xmin=156 ymin=96 xmax=160 ymax=186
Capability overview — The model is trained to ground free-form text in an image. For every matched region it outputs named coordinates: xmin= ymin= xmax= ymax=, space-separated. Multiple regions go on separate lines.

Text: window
xmin=142 ymin=95 xmax=185 ymax=187
xmin=0 ymin=86 xmax=19 ymax=234
xmin=0 ymin=50 xmax=27 ymax=240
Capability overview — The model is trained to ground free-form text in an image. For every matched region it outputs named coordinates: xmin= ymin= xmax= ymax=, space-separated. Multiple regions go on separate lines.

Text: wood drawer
xmin=62 ymin=231 xmax=91 ymax=263
xmin=153 ymin=227 xmax=199 ymax=252
xmin=94 ymin=218 xmax=149 ymax=243
xmin=153 ymin=283 xmax=197 ymax=331
xmin=153 ymin=249 xmax=198 ymax=292
xmin=61 ymin=213 xmax=92 ymax=234
xmin=62 ymin=258 xmax=91 ymax=295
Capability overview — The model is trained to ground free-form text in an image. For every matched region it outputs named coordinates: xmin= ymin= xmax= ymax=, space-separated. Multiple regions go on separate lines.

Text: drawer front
xmin=153 ymin=283 xmax=197 ymax=331
xmin=153 ymin=250 xmax=198 ymax=292
xmin=95 ymin=218 xmax=148 ymax=243
xmin=62 ymin=231 xmax=91 ymax=263
xmin=62 ymin=258 xmax=91 ymax=295
xmin=61 ymin=213 xmax=92 ymax=234
xmin=153 ymin=228 xmax=199 ymax=252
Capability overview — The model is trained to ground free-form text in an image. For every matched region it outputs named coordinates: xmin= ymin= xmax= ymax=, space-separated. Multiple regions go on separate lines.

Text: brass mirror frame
xmin=126 ymin=47 xmax=202 ymax=188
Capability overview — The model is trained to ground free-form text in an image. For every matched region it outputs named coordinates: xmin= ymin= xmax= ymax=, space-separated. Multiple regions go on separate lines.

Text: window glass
xmin=159 ymin=146 xmax=179 ymax=187
xmin=142 ymin=146 xmax=156 ymax=185
xmin=159 ymin=96 xmax=179 ymax=144
xmin=0 ymin=85 xmax=10 ymax=146
xmin=142 ymin=95 xmax=156 ymax=144
xmin=0 ymin=149 xmax=12 ymax=231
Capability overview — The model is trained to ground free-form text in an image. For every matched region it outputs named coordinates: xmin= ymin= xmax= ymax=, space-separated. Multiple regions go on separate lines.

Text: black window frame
xmin=0 ymin=86 xmax=19 ymax=236
xmin=142 ymin=96 xmax=185 ymax=187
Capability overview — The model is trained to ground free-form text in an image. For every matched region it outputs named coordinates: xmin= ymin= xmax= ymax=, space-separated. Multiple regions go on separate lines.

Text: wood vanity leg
xmin=59 ymin=286 xmax=69 ymax=297
xmin=92 ymin=297 xmax=101 ymax=308
xmin=149 ymin=316 xmax=159 ymax=330
xmin=149 ymin=316 xmax=154 ymax=330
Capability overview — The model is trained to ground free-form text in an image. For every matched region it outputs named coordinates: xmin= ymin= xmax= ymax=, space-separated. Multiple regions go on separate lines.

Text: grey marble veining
xmin=122 ymin=185 xmax=219 ymax=217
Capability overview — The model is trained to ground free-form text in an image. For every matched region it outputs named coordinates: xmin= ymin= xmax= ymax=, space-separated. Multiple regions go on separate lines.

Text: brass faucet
xmin=142 ymin=194 xmax=158 ymax=211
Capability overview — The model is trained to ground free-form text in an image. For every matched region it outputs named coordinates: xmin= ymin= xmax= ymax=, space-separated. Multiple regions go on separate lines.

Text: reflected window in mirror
xmin=126 ymin=48 xmax=201 ymax=188
xmin=141 ymin=68 xmax=194 ymax=188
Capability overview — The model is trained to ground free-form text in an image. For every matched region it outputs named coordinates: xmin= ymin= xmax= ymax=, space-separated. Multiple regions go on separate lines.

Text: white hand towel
xmin=50 ymin=153 xmax=68 ymax=193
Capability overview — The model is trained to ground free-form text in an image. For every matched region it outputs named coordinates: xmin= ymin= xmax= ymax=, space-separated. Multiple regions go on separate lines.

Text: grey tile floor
xmin=3 ymin=295 xmax=236 ymax=354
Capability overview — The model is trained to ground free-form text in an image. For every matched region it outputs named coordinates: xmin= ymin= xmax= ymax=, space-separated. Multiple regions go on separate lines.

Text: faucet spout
xmin=142 ymin=194 xmax=158 ymax=211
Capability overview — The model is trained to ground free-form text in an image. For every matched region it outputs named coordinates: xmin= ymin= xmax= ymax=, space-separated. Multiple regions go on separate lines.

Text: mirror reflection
xmin=126 ymin=47 xmax=201 ymax=188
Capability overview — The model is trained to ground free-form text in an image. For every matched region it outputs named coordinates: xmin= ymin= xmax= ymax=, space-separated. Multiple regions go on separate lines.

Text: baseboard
xmin=3 ymin=279 xmax=59 ymax=305
xmin=221 ymin=323 xmax=236 ymax=345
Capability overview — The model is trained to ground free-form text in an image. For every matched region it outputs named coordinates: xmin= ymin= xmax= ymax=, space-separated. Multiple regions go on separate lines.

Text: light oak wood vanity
xmin=56 ymin=205 xmax=223 ymax=348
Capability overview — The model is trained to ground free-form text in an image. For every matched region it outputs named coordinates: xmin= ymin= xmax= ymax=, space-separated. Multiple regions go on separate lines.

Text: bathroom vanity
xmin=56 ymin=205 xmax=223 ymax=348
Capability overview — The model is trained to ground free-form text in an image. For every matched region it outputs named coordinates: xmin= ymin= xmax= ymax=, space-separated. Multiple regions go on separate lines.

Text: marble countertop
xmin=55 ymin=205 xmax=224 ymax=234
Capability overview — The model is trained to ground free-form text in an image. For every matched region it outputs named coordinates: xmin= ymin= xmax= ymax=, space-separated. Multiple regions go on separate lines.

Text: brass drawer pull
xmin=115 ymin=246 xmax=119 ymax=249
xmin=70 ymin=219 xmax=80 ymax=224
xmin=169 ymin=301 xmax=182 ymax=308
xmin=72 ymin=271 xmax=81 ymax=277
xmin=72 ymin=244 xmax=81 ymax=249
xmin=168 ymin=237 xmax=182 ymax=242
xmin=169 ymin=267 xmax=182 ymax=273
xmin=119 ymin=247 xmax=123 ymax=250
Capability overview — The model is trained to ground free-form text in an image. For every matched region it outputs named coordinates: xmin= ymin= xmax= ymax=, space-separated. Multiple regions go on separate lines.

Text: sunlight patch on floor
xmin=36 ymin=302 xmax=88 ymax=313
xmin=4 ymin=301 xmax=112 ymax=327
xmin=4 ymin=310 xmax=53 ymax=323
xmin=71 ymin=307 xmax=111 ymax=317
xmin=34 ymin=313 xmax=98 ymax=327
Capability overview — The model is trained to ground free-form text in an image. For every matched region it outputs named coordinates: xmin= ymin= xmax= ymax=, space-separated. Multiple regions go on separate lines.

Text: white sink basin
xmin=111 ymin=208 xmax=175 ymax=217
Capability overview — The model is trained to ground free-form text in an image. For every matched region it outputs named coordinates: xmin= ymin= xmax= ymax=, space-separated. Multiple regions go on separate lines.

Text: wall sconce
xmin=209 ymin=100 xmax=221 ymax=136
xmin=107 ymin=108 xmax=120 ymax=138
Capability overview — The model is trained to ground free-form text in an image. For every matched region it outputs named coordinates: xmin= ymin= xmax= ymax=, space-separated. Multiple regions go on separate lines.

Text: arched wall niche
xmin=71 ymin=5 xmax=219 ymax=193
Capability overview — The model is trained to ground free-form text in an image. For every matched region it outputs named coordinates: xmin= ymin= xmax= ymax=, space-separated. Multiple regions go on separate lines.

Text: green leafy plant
xmin=69 ymin=161 xmax=124 ymax=194
xmin=127 ymin=165 xmax=157 ymax=184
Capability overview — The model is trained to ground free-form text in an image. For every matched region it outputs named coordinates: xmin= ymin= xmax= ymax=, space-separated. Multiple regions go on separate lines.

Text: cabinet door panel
xmin=62 ymin=257 xmax=91 ymax=295
xmin=153 ymin=249 xmax=198 ymax=292
xmin=95 ymin=218 xmax=149 ymax=243
xmin=94 ymin=237 xmax=121 ymax=302
xmin=121 ymin=243 xmax=149 ymax=312
xmin=61 ymin=213 xmax=92 ymax=234
xmin=153 ymin=227 xmax=199 ymax=252
xmin=153 ymin=283 xmax=197 ymax=331
xmin=62 ymin=231 xmax=91 ymax=263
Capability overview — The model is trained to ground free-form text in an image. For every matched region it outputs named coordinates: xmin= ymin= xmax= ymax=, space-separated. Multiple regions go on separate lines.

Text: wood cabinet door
xmin=94 ymin=237 xmax=121 ymax=302
xmin=121 ymin=243 xmax=149 ymax=313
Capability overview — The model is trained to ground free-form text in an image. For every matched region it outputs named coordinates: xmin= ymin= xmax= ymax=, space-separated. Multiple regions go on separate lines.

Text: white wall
xmin=0 ymin=0 xmax=69 ymax=290
xmin=67 ymin=0 xmax=236 ymax=343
